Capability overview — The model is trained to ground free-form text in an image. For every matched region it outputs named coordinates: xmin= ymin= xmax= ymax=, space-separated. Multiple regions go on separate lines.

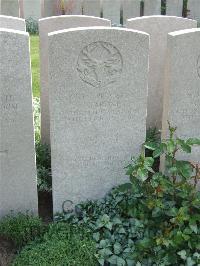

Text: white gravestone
xmin=162 ymin=28 xmax=200 ymax=164
xmin=127 ymin=16 xmax=197 ymax=129
xmin=0 ymin=28 xmax=38 ymax=218
xmin=39 ymin=15 xmax=111 ymax=145
xmin=1 ymin=0 xmax=19 ymax=17
xmin=187 ymin=0 xmax=200 ymax=23
xmin=123 ymin=0 xmax=140 ymax=24
xmin=23 ymin=0 xmax=41 ymax=20
xmin=48 ymin=27 xmax=149 ymax=213
xmin=166 ymin=0 xmax=183 ymax=17
xmin=102 ymin=0 xmax=121 ymax=25
xmin=0 ymin=15 xmax=25 ymax=31
xmin=83 ymin=0 xmax=101 ymax=17
xmin=143 ymin=0 xmax=161 ymax=16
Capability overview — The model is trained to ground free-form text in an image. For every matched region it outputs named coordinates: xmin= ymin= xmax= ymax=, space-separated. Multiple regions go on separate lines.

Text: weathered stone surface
xmin=162 ymin=28 xmax=200 ymax=164
xmin=0 ymin=15 xmax=25 ymax=31
xmin=123 ymin=0 xmax=140 ymax=24
xmin=48 ymin=27 xmax=149 ymax=213
xmin=187 ymin=0 xmax=200 ymax=23
xmin=143 ymin=0 xmax=161 ymax=16
xmin=102 ymin=0 xmax=121 ymax=24
xmin=0 ymin=29 xmax=38 ymax=218
xmin=23 ymin=0 xmax=41 ymax=20
xmin=83 ymin=0 xmax=101 ymax=17
xmin=127 ymin=16 xmax=197 ymax=129
xmin=166 ymin=0 xmax=183 ymax=17
xmin=39 ymin=15 xmax=111 ymax=144
xmin=1 ymin=0 xmax=19 ymax=17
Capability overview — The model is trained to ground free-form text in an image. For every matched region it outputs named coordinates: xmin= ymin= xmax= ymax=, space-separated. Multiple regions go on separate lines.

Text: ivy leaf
xmin=186 ymin=257 xmax=195 ymax=266
xmin=177 ymin=250 xmax=187 ymax=260
xmin=114 ymin=242 xmax=122 ymax=255
xmin=177 ymin=139 xmax=191 ymax=153
xmin=189 ymin=222 xmax=198 ymax=234
xmin=99 ymin=248 xmax=113 ymax=257
xmin=137 ymin=168 xmax=148 ymax=181
xmin=186 ymin=138 xmax=200 ymax=146
xmin=117 ymin=183 xmax=132 ymax=192
xmin=93 ymin=232 xmax=100 ymax=242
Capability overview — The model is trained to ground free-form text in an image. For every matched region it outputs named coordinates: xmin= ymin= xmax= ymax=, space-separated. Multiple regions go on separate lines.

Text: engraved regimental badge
xmin=77 ymin=41 xmax=123 ymax=88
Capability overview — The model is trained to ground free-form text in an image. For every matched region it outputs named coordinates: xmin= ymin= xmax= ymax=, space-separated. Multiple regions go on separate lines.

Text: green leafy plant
xmin=26 ymin=17 xmax=38 ymax=34
xmin=57 ymin=122 xmax=200 ymax=265
xmin=118 ymin=122 xmax=200 ymax=265
xmin=12 ymin=222 xmax=97 ymax=266
xmin=0 ymin=213 xmax=45 ymax=248
xmin=33 ymin=97 xmax=52 ymax=192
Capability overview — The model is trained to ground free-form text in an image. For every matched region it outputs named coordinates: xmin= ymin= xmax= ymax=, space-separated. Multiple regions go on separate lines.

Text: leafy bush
xmin=12 ymin=222 xmax=97 ymax=266
xmin=26 ymin=17 xmax=38 ymax=34
xmin=0 ymin=213 xmax=45 ymax=248
xmin=33 ymin=97 xmax=52 ymax=192
xmin=57 ymin=123 xmax=200 ymax=265
xmin=36 ymin=141 xmax=52 ymax=192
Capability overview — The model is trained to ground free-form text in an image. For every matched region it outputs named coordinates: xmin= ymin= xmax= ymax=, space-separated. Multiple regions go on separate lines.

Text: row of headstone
xmin=0 ymin=14 xmax=199 ymax=216
xmin=39 ymin=15 xmax=197 ymax=144
xmin=0 ymin=0 xmax=200 ymax=24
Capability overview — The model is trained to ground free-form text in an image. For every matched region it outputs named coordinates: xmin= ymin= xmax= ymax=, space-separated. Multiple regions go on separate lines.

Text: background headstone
xmin=48 ymin=27 xmax=149 ymax=213
xmin=0 ymin=15 xmax=25 ymax=31
xmin=1 ymin=0 xmax=19 ymax=17
xmin=102 ymin=0 xmax=121 ymax=25
xmin=127 ymin=16 xmax=197 ymax=129
xmin=187 ymin=0 xmax=200 ymax=23
xmin=166 ymin=0 xmax=183 ymax=17
xmin=162 ymin=28 xmax=200 ymax=164
xmin=0 ymin=28 xmax=38 ymax=218
xmin=39 ymin=15 xmax=111 ymax=145
xmin=143 ymin=0 xmax=161 ymax=16
xmin=83 ymin=0 xmax=101 ymax=17
xmin=23 ymin=0 xmax=42 ymax=20
xmin=123 ymin=0 xmax=140 ymax=24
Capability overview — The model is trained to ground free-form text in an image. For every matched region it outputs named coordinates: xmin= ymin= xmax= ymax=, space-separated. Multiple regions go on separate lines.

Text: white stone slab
xmin=1 ymin=0 xmax=19 ymax=17
xmin=102 ymin=0 xmax=121 ymax=25
xmin=0 ymin=28 xmax=38 ymax=218
xmin=0 ymin=15 xmax=25 ymax=31
xmin=23 ymin=0 xmax=41 ymax=20
xmin=162 ymin=28 xmax=200 ymax=164
xmin=123 ymin=0 xmax=140 ymax=24
xmin=166 ymin=0 xmax=183 ymax=17
xmin=83 ymin=0 xmax=101 ymax=17
xmin=187 ymin=0 xmax=200 ymax=23
xmin=39 ymin=15 xmax=111 ymax=145
xmin=48 ymin=27 xmax=149 ymax=213
xmin=127 ymin=15 xmax=197 ymax=129
xmin=143 ymin=0 xmax=161 ymax=16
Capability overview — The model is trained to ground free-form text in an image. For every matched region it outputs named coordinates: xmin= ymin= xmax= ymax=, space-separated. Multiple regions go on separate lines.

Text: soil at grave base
xmin=38 ymin=191 xmax=53 ymax=223
xmin=0 ymin=236 xmax=16 ymax=266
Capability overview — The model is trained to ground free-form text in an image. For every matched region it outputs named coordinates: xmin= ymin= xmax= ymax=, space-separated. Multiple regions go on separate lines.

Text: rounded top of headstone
xmin=127 ymin=15 xmax=197 ymax=24
xmin=39 ymin=15 xmax=111 ymax=25
xmin=0 ymin=15 xmax=25 ymax=22
xmin=48 ymin=26 xmax=149 ymax=38
xmin=168 ymin=27 xmax=200 ymax=37
xmin=0 ymin=28 xmax=28 ymax=36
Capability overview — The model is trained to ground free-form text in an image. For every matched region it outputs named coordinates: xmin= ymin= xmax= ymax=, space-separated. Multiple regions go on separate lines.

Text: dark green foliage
xmin=12 ymin=222 xmax=97 ymax=266
xmin=0 ymin=213 xmax=45 ymax=248
xmin=26 ymin=17 xmax=38 ymax=34
xmin=57 ymin=123 xmax=200 ymax=265
xmin=36 ymin=141 xmax=52 ymax=192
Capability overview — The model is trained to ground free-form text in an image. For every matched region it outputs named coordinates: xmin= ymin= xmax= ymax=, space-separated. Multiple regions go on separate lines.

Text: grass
xmin=30 ymin=35 xmax=40 ymax=97
xmin=12 ymin=222 xmax=97 ymax=266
